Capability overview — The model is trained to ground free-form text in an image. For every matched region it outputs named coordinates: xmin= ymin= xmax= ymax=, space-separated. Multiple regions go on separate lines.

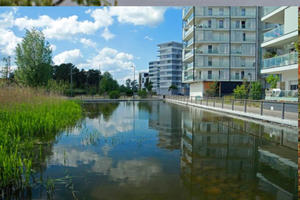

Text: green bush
xmin=138 ymin=89 xmax=147 ymax=98
xmin=266 ymin=75 xmax=279 ymax=89
xmin=126 ymin=89 xmax=133 ymax=97
xmin=233 ymin=84 xmax=248 ymax=99
xmin=109 ymin=90 xmax=120 ymax=99
xmin=249 ymin=82 xmax=263 ymax=100
xmin=206 ymin=82 xmax=218 ymax=97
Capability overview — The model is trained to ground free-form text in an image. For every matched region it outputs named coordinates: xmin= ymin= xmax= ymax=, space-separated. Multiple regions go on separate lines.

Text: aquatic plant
xmin=0 ymin=87 xmax=82 ymax=198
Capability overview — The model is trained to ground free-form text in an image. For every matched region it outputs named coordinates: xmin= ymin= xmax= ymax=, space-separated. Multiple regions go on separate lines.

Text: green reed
xmin=0 ymin=91 xmax=82 ymax=197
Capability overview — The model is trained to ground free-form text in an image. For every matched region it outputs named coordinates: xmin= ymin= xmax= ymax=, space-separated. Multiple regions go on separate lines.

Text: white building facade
xmin=261 ymin=6 xmax=298 ymax=101
xmin=149 ymin=41 xmax=186 ymax=95
xmin=182 ymin=6 xmax=261 ymax=97
xmin=138 ymin=72 xmax=149 ymax=90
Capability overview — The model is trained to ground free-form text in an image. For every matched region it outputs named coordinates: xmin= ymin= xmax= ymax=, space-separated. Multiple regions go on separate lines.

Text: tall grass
xmin=0 ymin=86 xmax=82 ymax=198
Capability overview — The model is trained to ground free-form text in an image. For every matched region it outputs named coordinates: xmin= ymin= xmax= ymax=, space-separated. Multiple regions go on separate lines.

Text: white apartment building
xmin=138 ymin=72 xmax=149 ymax=90
xmin=182 ymin=6 xmax=261 ymax=97
xmin=149 ymin=41 xmax=185 ymax=95
xmin=261 ymin=7 xmax=298 ymax=101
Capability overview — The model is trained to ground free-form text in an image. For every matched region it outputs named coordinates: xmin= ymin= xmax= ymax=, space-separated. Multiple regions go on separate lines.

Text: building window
xmin=235 ymin=72 xmax=239 ymax=80
xmin=219 ymin=20 xmax=224 ymax=28
xmin=208 ymin=57 xmax=212 ymax=66
xmin=241 ymin=21 xmax=246 ymax=29
xmin=208 ymin=20 xmax=212 ymax=28
xmin=208 ymin=71 xmax=212 ymax=79
xmin=235 ymin=20 xmax=240 ymax=28
xmin=241 ymin=8 xmax=246 ymax=16
xmin=208 ymin=45 xmax=212 ymax=53
xmin=242 ymin=33 xmax=246 ymax=41
xmin=219 ymin=8 xmax=224 ymax=16
xmin=241 ymin=71 xmax=244 ymax=79
xmin=208 ymin=8 xmax=213 ymax=16
xmin=290 ymin=85 xmax=298 ymax=90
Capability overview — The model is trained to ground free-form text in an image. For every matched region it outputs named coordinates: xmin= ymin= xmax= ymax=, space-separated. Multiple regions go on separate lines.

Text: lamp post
xmin=131 ymin=65 xmax=135 ymax=99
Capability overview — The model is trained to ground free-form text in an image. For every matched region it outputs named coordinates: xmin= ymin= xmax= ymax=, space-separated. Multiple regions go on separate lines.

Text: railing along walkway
xmin=166 ymin=96 xmax=298 ymax=127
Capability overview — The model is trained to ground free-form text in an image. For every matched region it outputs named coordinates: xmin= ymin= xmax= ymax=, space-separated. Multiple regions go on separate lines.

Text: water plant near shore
xmin=0 ymin=87 xmax=82 ymax=198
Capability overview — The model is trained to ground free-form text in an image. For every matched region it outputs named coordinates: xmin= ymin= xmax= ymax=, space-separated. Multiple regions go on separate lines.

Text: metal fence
xmin=166 ymin=96 xmax=298 ymax=121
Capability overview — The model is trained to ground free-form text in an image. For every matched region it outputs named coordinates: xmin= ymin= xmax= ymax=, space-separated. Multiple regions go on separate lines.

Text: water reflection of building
xmin=149 ymin=101 xmax=186 ymax=150
xmin=180 ymin=108 xmax=297 ymax=200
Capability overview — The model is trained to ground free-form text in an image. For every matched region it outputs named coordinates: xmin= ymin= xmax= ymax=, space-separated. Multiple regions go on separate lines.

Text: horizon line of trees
xmin=0 ymin=28 xmax=153 ymax=98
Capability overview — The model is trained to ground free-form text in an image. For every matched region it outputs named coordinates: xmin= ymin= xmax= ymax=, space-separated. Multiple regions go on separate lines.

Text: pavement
xmin=166 ymin=98 xmax=298 ymax=127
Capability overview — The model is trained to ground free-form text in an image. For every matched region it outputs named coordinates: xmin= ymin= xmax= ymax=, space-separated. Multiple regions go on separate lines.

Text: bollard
xmin=232 ymin=99 xmax=234 ymax=110
xmin=222 ymin=98 xmax=224 ymax=109
xmin=213 ymin=98 xmax=215 ymax=107
xmin=206 ymin=98 xmax=208 ymax=106
xmin=260 ymin=101 xmax=263 ymax=115
xmin=281 ymin=102 xmax=285 ymax=119
xmin=244 ymin=100 xmax=247 ymax=112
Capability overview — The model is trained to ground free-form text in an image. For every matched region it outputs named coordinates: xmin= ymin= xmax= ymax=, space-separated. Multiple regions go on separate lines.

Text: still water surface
xmin=32 ymin=101 xmax=297 ymax=200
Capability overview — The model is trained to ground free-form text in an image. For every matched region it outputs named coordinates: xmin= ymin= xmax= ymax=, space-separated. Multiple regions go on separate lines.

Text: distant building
xmin=138 ymin=72 xmax=149 ymax=90
xmin=149 ymin=41 xmax=187 ymax=95
xmin=260 ymin=7 xmax=298 ymax=101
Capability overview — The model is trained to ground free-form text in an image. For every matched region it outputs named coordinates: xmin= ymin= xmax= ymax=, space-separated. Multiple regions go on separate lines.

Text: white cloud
xmin=109 ymin=7 xmax=167 ymax=26
xmin=14 ymin=8 xmax=113 ymax=40
xmin=50 ymin=44 xmax=56 ymax=51
xmin=80 ymin=38 xmax=97 ymax=48
xmin=53 ymin=49 xmax=82 ymax=65
xmin=78 ymin=47 xmax=134 ymax=84
xmin=0 ymin=28 xmax=22 ymax=56
xmin=101 ymin=27 xmax=115 ymax=41
xmin=144 ymin=35 xmax=153 ymax=41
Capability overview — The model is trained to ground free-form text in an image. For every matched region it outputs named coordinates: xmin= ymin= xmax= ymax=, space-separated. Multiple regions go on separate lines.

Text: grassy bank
xmin=0 ymin=87 xmax=82 ymax=197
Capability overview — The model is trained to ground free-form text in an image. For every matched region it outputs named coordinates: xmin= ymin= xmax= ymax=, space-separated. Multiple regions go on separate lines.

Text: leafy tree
xmin=206 ymin=82 xmax=218 ymax=97
xmin=144 ymin=79 xmax=153 ymax=92
xmin=125 ymin=79 xmax=131 ymax=89
xmin=1 ymin=56 xmax=11 ymax=80
xmin=266 ymin=75 xmax=279 ymax=89
xmin=0 ymin=0 xmax=118 ymax=6
xmin=168 ymin=84 xmax=178 ymax=94
xmin=15 ymin=29 xmax=52 ymax=87
xmin=131 ymin=80 xmax=138 ymax=92
xmin=138 ymin=89 xmax=147 ymax=98
xmin=99 ymin=72 xmax=119 ymax=94
xmin=109 ymin=90 xmax=120 ymax=99
xmin=249 ymin=82 xmax=263 ymax=100
xmin=233 ymin=84 xmax=248 ymax=99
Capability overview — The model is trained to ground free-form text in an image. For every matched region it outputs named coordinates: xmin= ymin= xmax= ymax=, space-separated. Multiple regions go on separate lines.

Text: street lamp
xmin=131 ymin=65 xmax=135 ymax=99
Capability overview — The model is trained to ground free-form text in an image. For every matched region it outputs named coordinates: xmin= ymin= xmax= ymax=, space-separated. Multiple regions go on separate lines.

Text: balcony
xmin=195 ymin=49 xmax=229 ymax=56
xmin=183 ymin=26 xmax=194 ymax=39
xmin=263 ymin=7 xmax=280 ymax=17
xmin=183 ymin=51 xmax=194 ymax=61
xmin=183 ymin=7 xmax=193 ymax=19
xmin=263 ymin=52 xmax=298 ymax=69
xmin=184 ymin=62 xmax=194 ymax=70
xmin=263 ymin=25 xmax=283 ymax=42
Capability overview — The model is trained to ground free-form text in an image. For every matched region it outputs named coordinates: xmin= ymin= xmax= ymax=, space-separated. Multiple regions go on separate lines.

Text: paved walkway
xmin=166 ymin=98 xmax=297 ymax=127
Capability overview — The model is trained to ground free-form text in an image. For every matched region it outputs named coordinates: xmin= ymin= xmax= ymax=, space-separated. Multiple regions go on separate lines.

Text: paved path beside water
xmin=166 ymin=98 xmax=298 ymax=127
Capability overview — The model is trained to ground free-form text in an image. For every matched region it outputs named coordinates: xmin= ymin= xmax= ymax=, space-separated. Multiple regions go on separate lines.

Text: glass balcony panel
xmin=263 ymin=25 xmax=284 ymax=42
xmin=263 ymin=52 xmax=298 ymax=69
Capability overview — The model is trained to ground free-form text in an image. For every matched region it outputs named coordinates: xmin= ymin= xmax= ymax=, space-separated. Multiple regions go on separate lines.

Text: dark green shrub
xmin=109 ymin=90 xmax=120 ymax=99
xmin=138 ymin=89 xmax=147 ymax=98
xmin=249 ymin=82 xmax=263 ymax=100
xmin=233 ymin=84 xmax=248 ymax=99
xmin=126 ymin=89 xmax=133 ymax=97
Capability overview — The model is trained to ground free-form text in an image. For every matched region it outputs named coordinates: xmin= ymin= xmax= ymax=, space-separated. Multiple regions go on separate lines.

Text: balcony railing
xmin=183 ymin=7 xmax=193 ymax=18
xmin=183 ymin=51 xmax=194 ymax=60
xmin=263 ymin=52 xmax=298 ymax=69
xmin=183 ymin=26 xmax=193 ymax=38
xmin=184 ymin=62 xmax=194 ymax=70
xmin=263 ymin=7 xmax=280 ymax=16
xmin=195 ymin=49 xmax=228 ymax=55
xmin=263 ymin=25 xmax=284 ymax=42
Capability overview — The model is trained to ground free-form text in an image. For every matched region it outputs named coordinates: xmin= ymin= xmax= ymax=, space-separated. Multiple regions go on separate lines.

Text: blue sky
xmin=0 ymin=7 xmax=182 ymax=84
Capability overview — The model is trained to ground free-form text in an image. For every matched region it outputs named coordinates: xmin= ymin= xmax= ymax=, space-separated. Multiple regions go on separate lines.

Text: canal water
xmin=31 ymin=101 xmax=297 ymax=200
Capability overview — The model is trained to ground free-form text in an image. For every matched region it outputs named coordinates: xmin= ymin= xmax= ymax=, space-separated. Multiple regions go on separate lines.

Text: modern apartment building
xmin=182 ymin=6 xmax=261 ymax=97
xmin=260 ymin=7 xmax=298 ymax=101
xmin=138 ymin=72 xmax=149 ymax=90
xmin=149 ymin=41 xmax=186 ymax=95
